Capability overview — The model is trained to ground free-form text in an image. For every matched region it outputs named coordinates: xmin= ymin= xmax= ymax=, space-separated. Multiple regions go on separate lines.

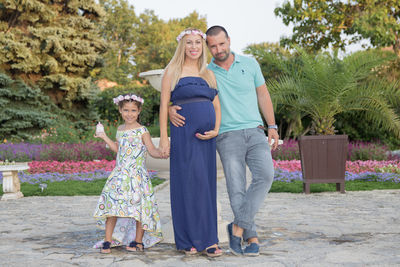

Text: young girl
xmin=93 ymin=94 xmax=163 ymax=254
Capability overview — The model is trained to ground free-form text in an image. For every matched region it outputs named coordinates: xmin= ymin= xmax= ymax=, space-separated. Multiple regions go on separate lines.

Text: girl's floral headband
xmin=176 ymin=29 xmax=206 ymax=42
xmin=113 ymin=94 xmax=144 ymax=105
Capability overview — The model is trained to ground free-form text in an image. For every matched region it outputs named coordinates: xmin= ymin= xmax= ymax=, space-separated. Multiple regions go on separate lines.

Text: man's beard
xmin=215 ymin=50 xmax=230 ymax=62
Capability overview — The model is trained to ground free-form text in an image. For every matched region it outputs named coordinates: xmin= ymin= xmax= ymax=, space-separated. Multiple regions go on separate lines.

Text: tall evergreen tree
xmin=0 ymin=72 xmax=53 ymax=141
xmin=0 ymin=0 xmax=107 ymax=110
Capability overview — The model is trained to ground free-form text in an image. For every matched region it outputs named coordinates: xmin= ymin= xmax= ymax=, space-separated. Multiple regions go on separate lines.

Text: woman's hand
xmin=195 ymin=130 xmax=218 ymax=140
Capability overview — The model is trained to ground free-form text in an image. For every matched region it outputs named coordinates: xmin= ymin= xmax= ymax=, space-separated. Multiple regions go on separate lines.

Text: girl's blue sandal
xmin=126 ymin=241 xmax=144 ymax=252
xmin=100 ymin=241 xmax=111 ymax=254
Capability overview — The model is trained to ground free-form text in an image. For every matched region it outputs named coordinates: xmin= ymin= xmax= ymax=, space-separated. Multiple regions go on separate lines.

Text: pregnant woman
xmin=159 ymin=28 xmax=222 ymax=257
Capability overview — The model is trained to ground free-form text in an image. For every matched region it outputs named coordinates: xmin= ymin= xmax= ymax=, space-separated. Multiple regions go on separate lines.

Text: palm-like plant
xmin=267 ymin=49 xmax=400 ymax=136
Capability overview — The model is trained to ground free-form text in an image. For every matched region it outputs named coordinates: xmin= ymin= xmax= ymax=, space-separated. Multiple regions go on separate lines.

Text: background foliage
xmin=92 ymin=84 xmax=160 ymax=127
xmin=1 ymin=0 xmax=400 ymax=149
xmin=0 ymin=0 xmax=107 ymax=111
xmin=275 ymin=0 xmax=400 ymax=55
xmin=94 ymin=0 xmax=207 ymax=84
xmin=0 ymin=72 xmax=53 ymax=141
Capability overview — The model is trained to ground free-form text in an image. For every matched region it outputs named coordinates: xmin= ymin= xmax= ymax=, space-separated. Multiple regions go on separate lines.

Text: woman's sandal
xmin=126 ymin=241 xmax=144 ymax=252
xmin=100 ymin=241 xmax=111 ymax=254
xmin=184 ymin=247 xmax=198 ymax=255
xmin=204 ymin=246 xmax=223 ymax=257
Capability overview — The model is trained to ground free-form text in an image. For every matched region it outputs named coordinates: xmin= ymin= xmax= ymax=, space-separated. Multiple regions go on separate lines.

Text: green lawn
xmin=1 ymin=179 xmax=399 ymax=197
xmin=270 ymin=180 xmax=400 ymax=193
xmin=0 ymin=177 xmax=166 ymax=197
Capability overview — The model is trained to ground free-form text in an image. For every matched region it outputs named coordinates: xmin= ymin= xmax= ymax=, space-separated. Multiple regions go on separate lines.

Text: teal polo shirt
xmin=208 ymin=52 xmax=265 ymax=134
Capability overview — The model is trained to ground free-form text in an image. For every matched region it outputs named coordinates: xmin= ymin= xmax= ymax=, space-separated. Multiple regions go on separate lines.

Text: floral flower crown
xmin=176 ymin=29 xmax=206 ymax=42
xmin=113 ymin=94 xmax=144 ymax=105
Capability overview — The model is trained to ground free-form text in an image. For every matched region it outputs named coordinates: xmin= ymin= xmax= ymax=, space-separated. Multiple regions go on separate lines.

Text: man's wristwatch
xmin=267 ymin=124 xmax=278 ymax=130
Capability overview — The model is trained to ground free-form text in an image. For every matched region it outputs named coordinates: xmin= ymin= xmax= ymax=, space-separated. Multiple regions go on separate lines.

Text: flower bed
xmin=273 ymin=160 xmax=400 ymax=183
xmin=27 ymin=160 xmax=116 ymax=174
xmin=1 ymin=140 xmax=398 ymax=162
xmin=274 ymin=160 xmax=400 ymax=173
xmin=274 ymin=169 xmax=400 ymax=183
xmin=0 ymin=160 xmax=157 ymax=184
xmin=0 ymin=142 xmax=115 ymax=162
xmin=0 ymin=160 xmax=399 ymax=185
xmin=19 ymin=170 xmax=112 ymax=184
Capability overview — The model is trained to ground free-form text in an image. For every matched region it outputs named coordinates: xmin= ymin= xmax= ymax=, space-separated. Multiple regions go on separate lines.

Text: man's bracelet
xmin=267 ymin=124 xmax=278 ymax=130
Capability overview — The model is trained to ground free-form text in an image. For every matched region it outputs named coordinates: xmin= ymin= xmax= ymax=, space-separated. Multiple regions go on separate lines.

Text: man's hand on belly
xmin=169 ymin=105 xmax=185 ymax=127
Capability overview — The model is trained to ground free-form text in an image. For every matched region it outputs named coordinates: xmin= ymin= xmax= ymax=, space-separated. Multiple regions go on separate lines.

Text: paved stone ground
xmin=1 ymin=177 xmax=399 ymax=266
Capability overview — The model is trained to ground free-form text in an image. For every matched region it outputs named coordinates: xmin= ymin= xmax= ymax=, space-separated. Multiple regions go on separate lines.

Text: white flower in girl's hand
xmin=96 ymin=122 xmax=104 ymax=134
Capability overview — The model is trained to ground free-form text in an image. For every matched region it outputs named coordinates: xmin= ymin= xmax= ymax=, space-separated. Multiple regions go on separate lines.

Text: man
xmin=169 ymin=25 xmax=279 ymax=256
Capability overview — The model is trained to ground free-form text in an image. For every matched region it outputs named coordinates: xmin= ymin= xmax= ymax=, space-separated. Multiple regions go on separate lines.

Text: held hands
xmin=159 ymin=138 xmax=170 ymax=159
xmin=268 ymin=128 xmax=279 ymax=150
xmin=196 ymin=129 xmax=218 ymax=140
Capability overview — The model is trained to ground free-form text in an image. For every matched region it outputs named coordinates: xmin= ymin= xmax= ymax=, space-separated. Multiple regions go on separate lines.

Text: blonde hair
xmin=165 ymin=28 xmax=217 ymax=90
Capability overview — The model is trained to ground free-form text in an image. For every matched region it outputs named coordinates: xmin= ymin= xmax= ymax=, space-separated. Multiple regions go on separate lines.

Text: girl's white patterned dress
xmin=93 ymin=126 xmax=162 ymax=248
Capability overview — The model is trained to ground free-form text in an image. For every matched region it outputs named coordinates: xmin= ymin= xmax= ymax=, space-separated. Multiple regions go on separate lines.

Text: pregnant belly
xmin=177 ymin=101 xmax=215 ymax=133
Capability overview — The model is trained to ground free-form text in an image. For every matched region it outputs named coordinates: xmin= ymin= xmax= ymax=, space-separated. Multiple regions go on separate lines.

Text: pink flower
xmin=176 ymin=29 xmax=206 ymax=42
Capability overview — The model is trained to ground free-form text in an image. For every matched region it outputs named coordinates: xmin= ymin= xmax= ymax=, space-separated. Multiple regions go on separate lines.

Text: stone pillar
xmin=1 ymin=163 xmax=29 ymax=201
xmin=1 ymin=171 xmax=24 ymax=200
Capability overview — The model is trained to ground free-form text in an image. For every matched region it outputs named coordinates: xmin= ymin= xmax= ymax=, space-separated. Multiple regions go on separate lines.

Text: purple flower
xmin=0 ymin=170 xmax=159 ymax=184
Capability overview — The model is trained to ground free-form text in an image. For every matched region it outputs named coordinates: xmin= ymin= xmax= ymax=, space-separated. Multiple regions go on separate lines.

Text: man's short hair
xmin=206 ymin=25 xmax=229 ymax=38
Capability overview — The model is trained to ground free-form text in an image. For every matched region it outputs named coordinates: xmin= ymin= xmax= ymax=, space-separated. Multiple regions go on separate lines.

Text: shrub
xmin=0 ymin=142 xmax=115 ymax=162
xmin=0 ymin=73 xmax=53 ymax=141
xmin=1 ymin=139 xmax=395 ymax=162
xmin=93 ymin=84 xmax=160 ymax=127
xmin=348 ymin=141 xmax=389 ymax=161
xmin=271 ymin=139 xmax=393 ymax=161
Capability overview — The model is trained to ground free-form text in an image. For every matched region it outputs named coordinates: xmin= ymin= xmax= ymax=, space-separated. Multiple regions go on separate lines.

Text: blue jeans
xmin=216 ymin=127 xmax=274 ymax=241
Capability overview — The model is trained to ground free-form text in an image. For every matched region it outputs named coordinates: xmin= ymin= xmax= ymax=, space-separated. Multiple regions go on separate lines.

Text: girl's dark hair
xmin=118 ymin=94 xmax=143 ymax=122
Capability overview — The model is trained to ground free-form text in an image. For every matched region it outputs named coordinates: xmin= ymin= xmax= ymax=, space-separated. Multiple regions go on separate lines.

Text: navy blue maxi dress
xmin=170 ymin=76 xmax=218 ymax=251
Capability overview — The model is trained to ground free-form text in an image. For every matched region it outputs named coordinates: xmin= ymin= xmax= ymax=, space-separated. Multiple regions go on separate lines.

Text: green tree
xmin=93 ymin=6 xmax=207 ymax=82
xmin=244 ymin=42 xmax=296 ymax=82
xmin=244 ymin=43 xmax=307 ymax=138
xmin=275 ymin=0 xmax=400 ymax=54
xmin=0 ymin=0 xmax=107 ymax=110
xmin=0 ymin=72 xmax=53 ymax=141
xmin=95 ymin=0 xmax=139 ymax=85
xmin=133 ymin=10 xmax=207 ymax=73
xmin=267 ymin=49 xmax=400 ymax=137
